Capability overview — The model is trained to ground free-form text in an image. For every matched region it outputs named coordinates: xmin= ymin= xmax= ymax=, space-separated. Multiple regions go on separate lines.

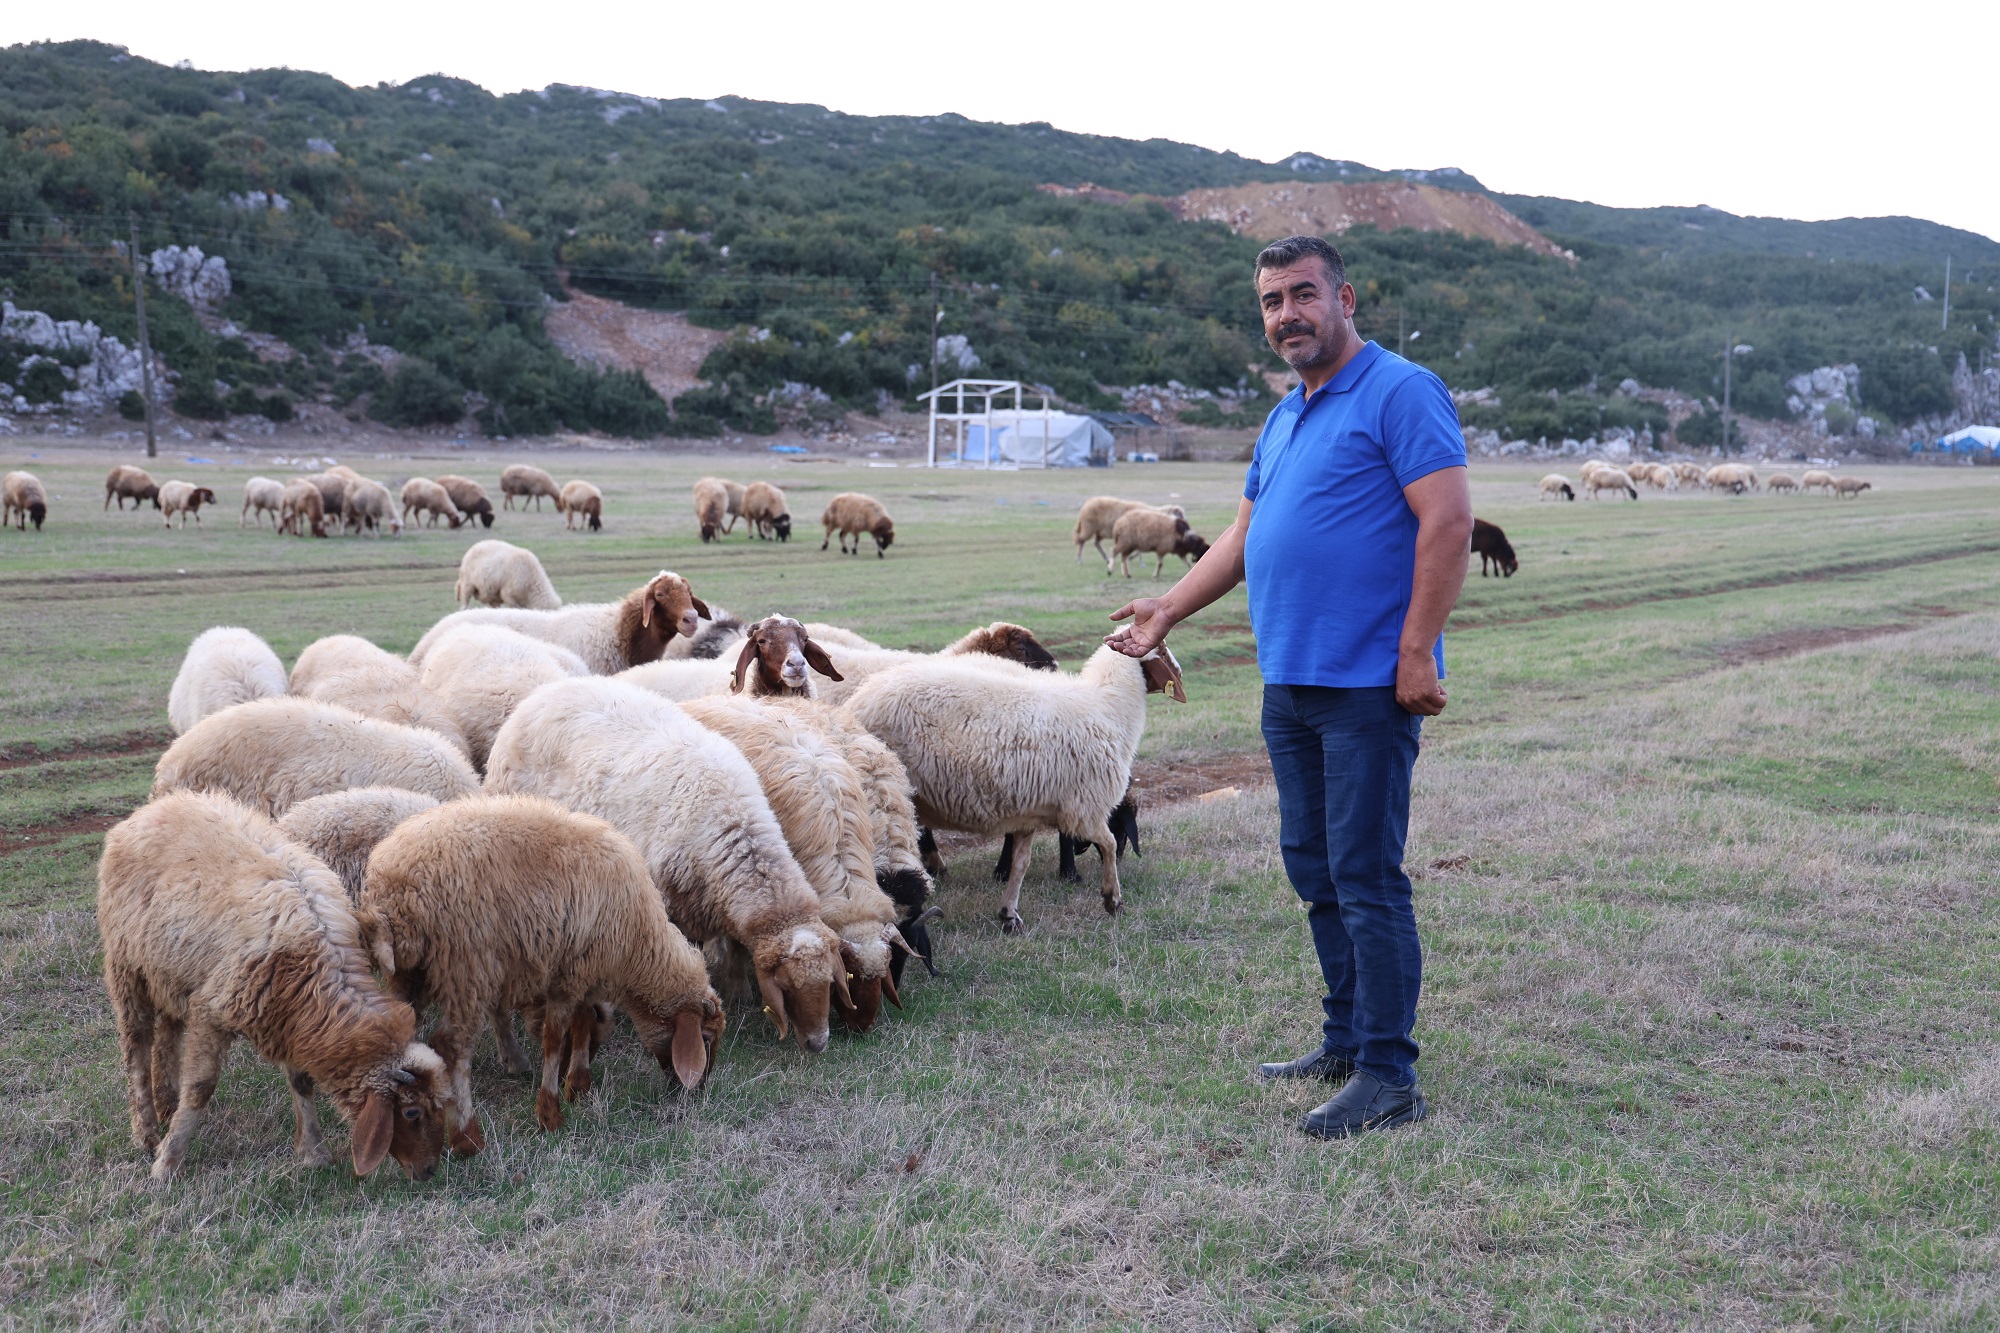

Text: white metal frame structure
xmin=920 ymin=378 xmax=1056 ymax=468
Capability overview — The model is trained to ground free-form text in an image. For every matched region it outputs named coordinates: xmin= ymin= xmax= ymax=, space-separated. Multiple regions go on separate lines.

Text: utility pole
xmin=1941 ymin=255 xmax=1951 ymax=333
xmin=1721 ymin=330 xmax=1733 ymax=456
xmin=128 ymin=211 xmax=158 ymax=459
xmin=927 ymin=270 xmax=941 ymax=401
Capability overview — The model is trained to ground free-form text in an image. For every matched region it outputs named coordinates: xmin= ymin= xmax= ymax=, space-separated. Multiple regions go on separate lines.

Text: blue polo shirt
xmin=1243 ymin=341 xmax=1466 ymax=688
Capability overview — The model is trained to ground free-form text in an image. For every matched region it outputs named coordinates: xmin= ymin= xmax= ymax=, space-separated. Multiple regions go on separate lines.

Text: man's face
xmin=1257 ymin=260 xmax=1355 ymax=373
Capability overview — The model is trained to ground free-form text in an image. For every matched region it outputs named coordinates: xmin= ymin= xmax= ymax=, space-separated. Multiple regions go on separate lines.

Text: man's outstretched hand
xmin=1106 ymin=597 xmax=1176 ymax=657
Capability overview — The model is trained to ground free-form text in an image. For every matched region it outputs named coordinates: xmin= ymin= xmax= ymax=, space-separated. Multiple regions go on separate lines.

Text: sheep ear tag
xmin=669 ymin=1011 xmax=707 ymax=1090
xmin=1142 ymin=647 xmax=1187 ymax=703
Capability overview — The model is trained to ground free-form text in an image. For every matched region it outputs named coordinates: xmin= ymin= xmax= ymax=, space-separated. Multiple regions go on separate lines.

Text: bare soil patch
xmin=1713 ymin=606 xmax=1966 ymax=666
xmin=0 ymin=732 xmax=170 ymax=771
xmin=543 ymin=287 xmax=728 ymax=401
xmin=1 ymin=811 xmax=124 ymax=853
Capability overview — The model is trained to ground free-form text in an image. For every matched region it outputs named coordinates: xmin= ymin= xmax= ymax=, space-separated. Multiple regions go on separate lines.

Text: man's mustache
xmin=1275 ymin=322 xmax=1314 ymax=341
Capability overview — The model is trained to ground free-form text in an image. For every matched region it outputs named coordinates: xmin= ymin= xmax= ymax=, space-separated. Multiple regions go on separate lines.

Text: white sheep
xmin=1800 ymin=469 xmax=1837 ymax=495
xmin=406 ymin=571 xmax=710 ymax=675
xmin=288 ymin=635 xmax=470 ymax=758
xmin=483 ymin=677 xmax=847 ymax=1052
xmin=360 ymin=794 xmax=724 ymax=1151
xmin=845 ymin=643 xmax=1186 ymax=931
xmin=275 ymin=787 xmax=441 ymax=902
xmin=1537 ymin=474 xmax=1575 ymax=501
xmin=692 ymin=477 xmax=731 ymax=542
xmin=454 ymin=539 xmax=562 ymax=610
xmin=400 ymin=478 xmax=463 ymax=529
xmin=559 ymin=480 xmax=603 ymax=532
xmin=416 ymin=624 xmax=591 ymax=770
xmin=151 ymin=696 xmax=480 ymax=817
xmin=97 ymin=789 xmax=450 ymax=1180
xmin=241 ymin=477 xmax=285 ymax=528
xmin=158 ymin=481 xmax=218 ymax=529
xmin=1582 ymin=468 xmax=1639 ymax=500
xmin=167 ymin=626 xmax=289 ymax=735
xmin=501 ymin=464 xmax=561 ymax=511
xmin=342 ymin=477 xmax=403 ymax=536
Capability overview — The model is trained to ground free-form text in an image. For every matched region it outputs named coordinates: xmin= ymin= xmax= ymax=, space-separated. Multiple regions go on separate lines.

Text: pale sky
xmin=9 ymin=0 xmax=1996 ymax=243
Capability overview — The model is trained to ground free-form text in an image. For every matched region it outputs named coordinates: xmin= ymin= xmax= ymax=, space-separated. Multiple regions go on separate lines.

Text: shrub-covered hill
xmin=1 ymin=38 xmax=1994 ymax=442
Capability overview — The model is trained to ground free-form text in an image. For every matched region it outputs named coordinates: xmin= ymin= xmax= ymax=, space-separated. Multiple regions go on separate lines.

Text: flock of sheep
xmin=1071 ymin=496 xmax=1211 ymax=577
xmin=689 ymin=476 xmax=903 ymax=559
xmin=1539 ymin=460 xmax=1875 ymax=501
xmin=101 ymin=537 xmax=1187 ymax=1183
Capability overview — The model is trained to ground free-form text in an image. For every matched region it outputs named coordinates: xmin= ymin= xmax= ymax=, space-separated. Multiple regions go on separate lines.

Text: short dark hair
xmin=1254 ymin=235 xmax=1346 ymax=290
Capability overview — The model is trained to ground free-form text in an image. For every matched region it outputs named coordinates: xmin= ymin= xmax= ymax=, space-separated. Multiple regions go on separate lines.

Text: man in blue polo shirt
xmin=1106 ymin=234 xmax=1471 ymax=1138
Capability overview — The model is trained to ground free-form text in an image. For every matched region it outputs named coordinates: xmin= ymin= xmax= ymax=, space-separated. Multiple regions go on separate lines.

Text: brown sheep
xmin=400 ymin=478 xmax=463 ymax=529
xmin=1109 ymin=506 xmax=1207 ymax=578
xmin=692 ymin=477 xmax=730 ymax=543
xmin=1073 ymin=497 xmax=1187 ymax=563
xmin=560 ymin=480 xmax=603 ymax=532
xmin=359 ymin=795 xmax=725 ymax=1150
xmin=1834 ymin=476 xmax=1873 ymax=498
xmin=1765 ymin=472 xmax=1799 ymax=494
xmin=1470 ymin=517 xmax=1518 ymax=577
xmin=742 ymin=481 xmax=791 ymax=541
xmin=821 ymin=492 xmax=895 ymax=557
xmin=3 ymin=470 xmax=47 ymax=530
xmin=279 ymin=479 xmax=328 ymax=538
xmin=104 ymin=465 xmax=160 ymax=511
xmin=433 ymin=475 xmax=495 ymax=528
xmin=158 ymin=481 xmax=218 ymax=529
xmin=304 ymin=472 xmax=349 ymax=520
xmin=501 ymin=464 xmax=561 ymax=512
xmin=97 ymin=790 xmax=450 ymax=1180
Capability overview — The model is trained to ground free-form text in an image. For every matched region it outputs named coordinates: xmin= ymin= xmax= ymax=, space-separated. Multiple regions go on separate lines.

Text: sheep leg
xmin=490 ymin=1004 xmax=534 ymax=1074
xmin=917 ymin=826 xmax=946 ymax=878
xmin=1153 ymin=553 xmax=1165 ymax=579
xmin=286 ymin=1066 xmax=332 ymax=1166
xmin=998 ymin=832 xmax=1032 ymax=934
xmin=537 ymin=1008 xmax=570 ymax=1132
xmin=1077 ymin=818 xmax=1122 ymax=915
xmin=150 ymin=1011 xmax=185 ymax=1125
xmin=561 ymin=1006 xmax=597 ymax=1103
xmin=429 ymin=1024 xmax=483 ymax=1156
xmin=993 ymin=834 xmax=1016 ymax=882
xmin=1057 ymin=834 xmax=1081 ymax=883
xmin=151 ymin=1023 xmax=231 ymax=1181
xmin=109 ymin=968 xmax=162 ymax=1153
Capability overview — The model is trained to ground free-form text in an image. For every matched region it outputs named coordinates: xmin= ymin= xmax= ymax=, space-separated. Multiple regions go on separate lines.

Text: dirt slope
xmin=1175 ymin=181 xmax=1574 ymax=260
xmin=542 ymin=287 xmax=728 ymax=400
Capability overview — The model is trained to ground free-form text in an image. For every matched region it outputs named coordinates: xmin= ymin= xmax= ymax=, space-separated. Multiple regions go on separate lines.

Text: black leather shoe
xmin=1299 ymin=1072 xmax=1427 ymax=1139
xmin=1256 ymin=1047 xmax=1355 ymax=1083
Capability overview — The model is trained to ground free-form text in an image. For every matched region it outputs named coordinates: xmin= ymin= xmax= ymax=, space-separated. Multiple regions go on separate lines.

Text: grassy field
xmin=2 ymin=444 xmax=1997 ymax=1329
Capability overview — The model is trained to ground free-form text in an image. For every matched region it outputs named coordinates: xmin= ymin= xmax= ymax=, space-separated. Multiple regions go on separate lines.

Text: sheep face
xmin=353 ymin=1041 xmax=451 ymax=1181
xmin=1141 ymin=645 xmax=1188 ymax=703
xmin=630 ymin=991 xmax=726 ymax=1091
xmin=871 ymin=517 xmax=894 ymax=553
xmin=1177 ymin=532 xmax=1210 ymax=562
xmin=972 ymin=622 xmax=1059 ymax=671
xmin=753 ymin=924 xmax=843 ymax=1053
xmin=771 ymin=513 xmax=791 ymax=542
xmin=732 ymin=616 xmax=842 ymax=694
xmin=626 ymin=572 xmax=713 ymax=665
xmin=27 ymin=501 xmax=45 ymax=530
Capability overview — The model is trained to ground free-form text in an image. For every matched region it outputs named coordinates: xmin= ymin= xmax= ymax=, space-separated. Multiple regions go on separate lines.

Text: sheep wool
xmin=275 ymin=786 xmax=442 ymax=902
xmin=360 ymin=794 xmax=724 ymax=1149
xmin=406 ymin=570 xmax=711 ymax=675
xmin=484 ymin=676 xmax=845 ymax=1052
xmin=417 ymin=624 xmax=590 ymax=771
xmin=152 ymin=695 xmax=480 ymax=817
xmin=454 ymin=539 xmax=561 ymax=611
xmin=97 ymin=789 xmax=450 ymax=1180
xmin=168 ymin=626 xmax=289 ymax=736
xmin=289 ymin=634 xmax=470 ymax=758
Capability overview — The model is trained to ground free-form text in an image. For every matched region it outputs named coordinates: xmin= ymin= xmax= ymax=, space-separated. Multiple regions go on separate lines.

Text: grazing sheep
xmin=1577 ymin=460 xmax=1610 ymax=482
xmin=559 ymin=480 xmax=603 ymax=532
xmin=692 ymin=477 xmax=730 ymax=542
xmin=1631 ymin=462 xmax=1677 ymax=490
xmin=764 ymin=699 xmax=939 ymax=987
xmin=1673 ymin=461 xmax=1705 ymax=486
xmin=360 ymin=795 xmax=725 ymax=1150
xmin=1765 ymin=472 xmax=1799 ymax=494
xmin=158 ymin=481 xmax=218 ymax=529
xmin=407 ymin=571 xmax=711 ymax=675
xmin=276 ymin=787 xmax=440 ymax=902
xmin=821 ymin=492 xmax=895 ymax=557
xmin=742 ymin=481 xmax=791 ymax=541
xmin=1470 ymin=518 xmax=1518 ymax=578
xmin=1072 ymin=497 xmax=1187 ymax=564
xmin=104 ymin=465 xmax=160 ymax=511
xmin=342 ymin=477 xmax=403 ymax=537
xmin=484 ymin=677 xmax=847 ymax=1052
xmin=455 ymin=539 xmax=561 ymax=610
xmin=1537 ymin=474 xmax=1576 ymax=501
xmin=501 ymin=464 xmax=562 ymax=512
xmin=279 ymin=479 xmax=329 ymax=537
xmin=400 ymin=478 xmax=463 ymax=529
xmin=152 ymin=696 xmax=480 ymax=817
xmin=303 ymin=472 xmax=349 ymax=521
xmin=241 ymin=476 xmax=284 ymax=528
xmin=1800 ymin=469 xmax=1837 ymax=495
xmin=620 ymin=615 xmax=843 ymax=702
xmin=1704 ymin=463 xmax=1758 ymax=494
xmin=680 ymin=697 xmax=911 ymax=1031
xmin=1109 ymin=506 xmax=1209 ymax=578
xmin=1583 ymin=468 xmax=1639 ymax=501
xmin=289 ymin=635 xmax=470 ymax=758
xmin=3 ymin=470 xmax=47 ymax=530
xmin=433 ymin=475 xmax=495 ymax=528
xmin=97 ymin=790 xmax=450 ymax=1181
xmin=168 ymin=627 xmax=289 ymax=735
xmin=1834 ymin=476 xmax=1873 ymax=498
xmin=416 ymin=625 xmax=591 ymax=771
xmin=846 ymin=643 xmax=1187 ymax=932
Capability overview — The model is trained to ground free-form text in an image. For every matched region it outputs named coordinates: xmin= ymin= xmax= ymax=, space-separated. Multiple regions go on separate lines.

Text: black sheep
xmin=1470 ymin=518 xmax=1518 ymax=578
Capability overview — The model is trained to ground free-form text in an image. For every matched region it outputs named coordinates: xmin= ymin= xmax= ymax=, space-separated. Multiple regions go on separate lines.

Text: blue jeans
xmin=1261 ymin=684 xmax=1423 ymax=1086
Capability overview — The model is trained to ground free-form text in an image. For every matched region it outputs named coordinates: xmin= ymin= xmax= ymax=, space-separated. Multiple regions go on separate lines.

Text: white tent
xmin=1940 ymin=425 xmax=2000 ymax=449
xmin=960 ymin=411 xmax=1115 ymax=468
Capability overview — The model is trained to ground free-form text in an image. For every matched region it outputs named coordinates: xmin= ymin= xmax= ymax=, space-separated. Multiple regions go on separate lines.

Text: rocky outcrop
xmin=149 ymin=246 xmax=232 ymax=313
xmin=0 ymin=301 xmax=155 ymax=415
xmin=1172 ymin=181 xmax=1575 ymax=262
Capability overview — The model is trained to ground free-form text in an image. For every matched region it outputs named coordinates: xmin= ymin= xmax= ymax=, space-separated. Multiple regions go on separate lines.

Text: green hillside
xmin=1 ymin=39 xmax=1994 ymax=443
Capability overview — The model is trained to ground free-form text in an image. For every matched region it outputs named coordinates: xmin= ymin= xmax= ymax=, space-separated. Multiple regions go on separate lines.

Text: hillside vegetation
xmin=1 ymin=39 xmax=1995 ymax=442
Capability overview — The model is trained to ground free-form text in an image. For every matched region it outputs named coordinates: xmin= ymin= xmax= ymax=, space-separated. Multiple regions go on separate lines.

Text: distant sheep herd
xmin=1539 ymin=459 xmax=1874 ymax=502
xmin=103 ymin=545 xmax=1186 ymax=1182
